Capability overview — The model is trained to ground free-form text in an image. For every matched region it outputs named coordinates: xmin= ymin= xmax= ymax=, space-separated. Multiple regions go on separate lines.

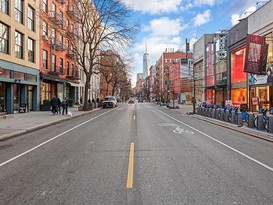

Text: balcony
xmin=52 ymin=40 xmax=65 ymax=51
xmin=66 ymin=50 xmax=74 ymax=58
xmin=66 ymin=67 xmax=80 ymax=80
xmin=48 ymin=66 xmax=65 ymax=76
xmin=48 ymin=12 xmax=63 ymax=25
xmin=57 ymin=0 xmax=65 ymax=5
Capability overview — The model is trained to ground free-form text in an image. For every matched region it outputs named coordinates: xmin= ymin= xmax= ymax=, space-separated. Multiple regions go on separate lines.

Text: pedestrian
xmin=88 ymin=99 xmax=91 ymax=103
xmin=192 ymin=97 xmax=196 ymax=114
xmin=62 ymin=97 xmax=68 ymax=115
xmin=57 ymin=96 xmax=61 ymax=114
xmin=51 ymin=95 xmax=58 ymax=115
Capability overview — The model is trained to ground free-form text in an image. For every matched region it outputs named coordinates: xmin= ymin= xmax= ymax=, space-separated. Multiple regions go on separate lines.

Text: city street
xmin=0 ymin=103 xmax=273 ymax=204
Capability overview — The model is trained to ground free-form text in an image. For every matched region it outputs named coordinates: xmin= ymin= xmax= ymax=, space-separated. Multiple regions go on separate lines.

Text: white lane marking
xmin=152 ymin=106 xmax=273 ymax=173
xmin=0 ymin=109 xmax=114 ymax=168
xmin=173 ymin=127 xmax=194 ymax=134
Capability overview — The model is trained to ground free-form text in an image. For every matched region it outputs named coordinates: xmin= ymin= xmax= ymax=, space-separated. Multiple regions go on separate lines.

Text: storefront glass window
xmin=27 ymin=74 xmax=37 ymax=82
xmin=0 ymin=67 xmax=10 ymax=78
xmin=231 ymin=88 xmax=247 ymax=106
xmin=41 ymin=82 xmax=51 ymax=104
xmin=206 ymin=43 xmax=214 ymax=86
xmin=0 ymin=82 xmax=6 ymax=112
xmin=13 ymin=84 xmax=20 ymax=113
xmin=231 ymin=48 xmax=247 ymax=83
xmin=14 ymin=71 xmax=24 ymax=80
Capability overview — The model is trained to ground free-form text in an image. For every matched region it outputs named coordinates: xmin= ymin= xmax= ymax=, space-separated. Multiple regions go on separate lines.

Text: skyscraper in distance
xmin=143 ymin=44 xmax=149 ymax=78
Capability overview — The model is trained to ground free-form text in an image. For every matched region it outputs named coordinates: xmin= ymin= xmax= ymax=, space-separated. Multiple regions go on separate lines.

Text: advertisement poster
xmin=244 ymin=34 xmax=267 ymax=74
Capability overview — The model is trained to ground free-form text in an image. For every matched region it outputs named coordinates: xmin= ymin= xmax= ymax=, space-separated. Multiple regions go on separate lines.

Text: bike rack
xmin=268 ymin=116 xmax=273 ymax=133
xmin=248 ymin=113 xmax=255 ymax=128
xmin=231 ymin=110 xmax=237 ymax=124
xmin=256 ymin=114 xmax=265 ymax=131
xmin=237 ymin=112 xmax=243 ymax=127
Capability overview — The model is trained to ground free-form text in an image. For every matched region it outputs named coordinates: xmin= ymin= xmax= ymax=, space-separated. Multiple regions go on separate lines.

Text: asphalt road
xmin=0 ymin=103 xmax=273 ymax=204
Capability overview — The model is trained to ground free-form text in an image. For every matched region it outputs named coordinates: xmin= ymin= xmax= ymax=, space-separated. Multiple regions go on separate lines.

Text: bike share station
xmin=196 ymin=99 xmax=273 ymax=134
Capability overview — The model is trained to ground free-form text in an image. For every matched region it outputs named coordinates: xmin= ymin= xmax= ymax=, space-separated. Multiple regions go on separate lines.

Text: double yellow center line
xmin=126 ymin=142 xmax=134 ymax=189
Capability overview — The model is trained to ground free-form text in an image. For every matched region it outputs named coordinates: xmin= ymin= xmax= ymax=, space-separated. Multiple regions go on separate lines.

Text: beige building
xmin=0 ymin=0 xmax=40 ymax=114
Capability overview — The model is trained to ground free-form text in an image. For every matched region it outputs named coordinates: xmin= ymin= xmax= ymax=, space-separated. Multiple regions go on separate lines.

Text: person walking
xmin=51 ymin=95 xmax=58 ymax=115
xmin=57 ymin=96 xmax=61 ymax=114
xmin=62 ymin=97 xmax=68 ymax=115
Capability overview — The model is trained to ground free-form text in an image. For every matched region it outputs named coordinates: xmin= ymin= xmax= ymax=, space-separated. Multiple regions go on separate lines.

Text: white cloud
xmin=193 ymin=0 xmax=215 ymax=7
xmin=231 ymin=14 xmax=240 ymax=26
xmin=230 ymin=6 xmax=257 ymax=26
xmin=121 ymin=0 xmax=182 ymax=14
xmin=180 ymin=0 xmax=215 ymax=11
xmin=145 ymin=17 xmax=188 ymax=37
xmin=193 ymin=10 xmax=211 ymax=26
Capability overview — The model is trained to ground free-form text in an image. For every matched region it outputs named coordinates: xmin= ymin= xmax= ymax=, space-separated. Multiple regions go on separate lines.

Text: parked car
xmin=128 ymin=98 xmax=135 ymax=104
xmin=102 ymin=96 xmax=118 ymax=108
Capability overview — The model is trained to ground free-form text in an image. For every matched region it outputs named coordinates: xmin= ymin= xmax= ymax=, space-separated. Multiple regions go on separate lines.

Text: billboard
xmin=244 ymin=34 xmax=268 ymax=74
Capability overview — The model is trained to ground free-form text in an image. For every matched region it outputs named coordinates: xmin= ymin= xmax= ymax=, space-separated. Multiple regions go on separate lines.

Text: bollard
xmin=225 ymin=111 xmax=229 ymax=122
xmin=248 ymin=113 xmax=255 ymax=128
xmin=205 ymin=108 xmax=209 ymax=117
xmin=231 ymin=111 xmax=236 ymax=124
xmin=201 ymin=107 xmax=204 ymax=116
xmin=197 ymin=107 xmax=201 ymax=115
xmin=212 ymin=109 xmax=216 ymax=118
xmin=217 ymin=109 xmax=221 ymax=120
xmin=221 ymin=109 xmax=225 ymax=121
xmin=237 ymin=112 xmax=243 ymax=127
xmin=257 ymin=114 xmax=265 ymax=131
xmin=208 ymin=108 xmax=212 ymax=118
xmin=268 ymin=116 xmax=273 ymax=133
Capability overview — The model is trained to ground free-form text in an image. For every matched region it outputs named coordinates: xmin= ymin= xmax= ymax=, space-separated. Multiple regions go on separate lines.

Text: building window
xmin=60 ymin=58 xmax=63 ymax=73
xmin=0 ymin=23 xmax=9 ymax=54
xmin=72 ymin=64 xmax=74 ymax=76
xmin=28 ymin=6 xmax=35 ymax=31
xmin=0 ymin=0 xmax=9 ymax=14
xmin=28 ymin=38 xmax=34 ymax=62
xmin=51 ymin=28 xmax=56 ymax=44
xmin=15 ymin=0 xmax=23 ymax=23
xmin=42 ymin=21 xmax=48 ymax=36
xmin=51 ymin=3 xmax=56 ymax=17
xmin=43 ymin=50 xmax=48 ymax=69
xmin=43 ymin=0 xmax=48 ymax=13
xmin=15 ymin=31 xmax=23 ymax=59
xmin=66 ymin=61 xmax=70 ymax=75
xmin=51 ymin=54 xmax=56 ymax=71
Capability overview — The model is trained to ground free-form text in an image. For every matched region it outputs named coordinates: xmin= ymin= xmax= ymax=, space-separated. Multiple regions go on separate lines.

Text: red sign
xmin=251 ymin=97 xmax=259 ymax=106
xmin=244 ymin=34 xmax=267 ymax=74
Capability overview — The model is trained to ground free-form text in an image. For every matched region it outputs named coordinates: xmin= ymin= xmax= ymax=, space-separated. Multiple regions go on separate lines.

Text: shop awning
xmin=67 ymin=82 xmax=80 ymax=87
xmin=41 ymin=74 xmax=67 ymax=83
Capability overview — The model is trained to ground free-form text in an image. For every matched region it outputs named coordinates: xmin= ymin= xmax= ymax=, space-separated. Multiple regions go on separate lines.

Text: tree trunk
xmin=82 ymin=74 xmax=92 ymax=111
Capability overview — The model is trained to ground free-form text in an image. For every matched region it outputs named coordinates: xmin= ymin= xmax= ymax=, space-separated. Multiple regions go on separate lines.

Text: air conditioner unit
xmin=42 ymin=35 xmax=48 ymax=41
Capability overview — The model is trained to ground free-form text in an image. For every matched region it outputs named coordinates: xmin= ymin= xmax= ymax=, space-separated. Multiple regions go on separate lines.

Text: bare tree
xmin=69 ymin=0 xmax=138 ymax=110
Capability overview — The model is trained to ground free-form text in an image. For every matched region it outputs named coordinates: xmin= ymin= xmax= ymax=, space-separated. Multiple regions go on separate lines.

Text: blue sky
xmin=121 ymin=0 xmax=266 ymax=86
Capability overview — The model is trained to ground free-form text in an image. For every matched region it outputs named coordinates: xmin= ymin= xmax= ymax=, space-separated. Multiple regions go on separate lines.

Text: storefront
xmin=0 ymin=63 xmax=39 ymax=114
xmin=230 ymin=46 xmax=247 ymax=106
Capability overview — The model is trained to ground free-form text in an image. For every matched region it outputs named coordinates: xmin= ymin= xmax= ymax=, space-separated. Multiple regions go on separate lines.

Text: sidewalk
xmin=0 ymin=106 xmax=96 ymax=141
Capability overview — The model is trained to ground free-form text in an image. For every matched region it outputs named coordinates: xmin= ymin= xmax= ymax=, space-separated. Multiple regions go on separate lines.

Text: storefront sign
xmin=225 ymin=100 xmax=232 ymax=106
xmin=251 ymin=97 xmax=259 ymax=106
xmin=244 ymin=34 xmax=267 ymax=74
xmin=19 ymin=103 xmax=26 ymax=113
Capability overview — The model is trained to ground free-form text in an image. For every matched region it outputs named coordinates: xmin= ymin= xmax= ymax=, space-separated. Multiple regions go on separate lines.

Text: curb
xmin=0 ymin=108 xmax=98 ymax=142
xmin=192 ymin=115 xmax=273 ymax=143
